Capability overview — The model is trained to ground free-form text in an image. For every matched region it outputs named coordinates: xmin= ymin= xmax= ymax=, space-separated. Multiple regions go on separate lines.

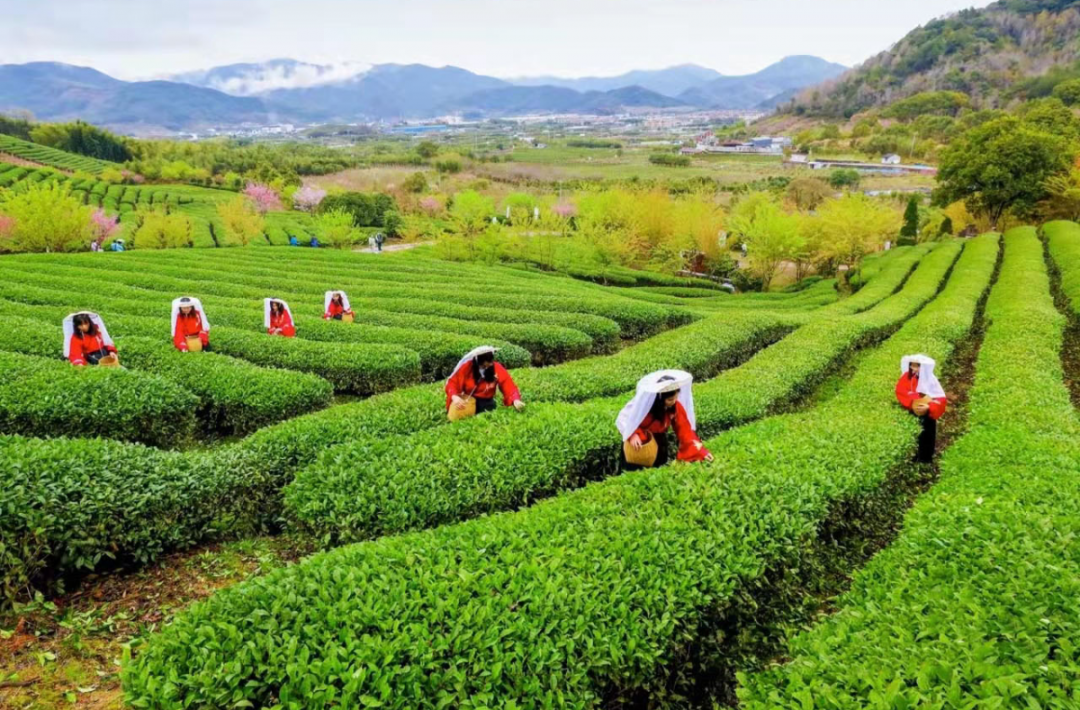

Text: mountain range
xmin=0 ymin=55 xmax=846 ymax=133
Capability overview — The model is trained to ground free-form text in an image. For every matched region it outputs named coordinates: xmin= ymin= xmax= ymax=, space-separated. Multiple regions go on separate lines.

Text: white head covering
xmin=448 ymin=345 xmax=499 ymax=382
xmin=901 ymin=354 xmax=946 ymax=399
xmin=171 ymin=297 xmax=210 ymax=336
xmin=616 ymin=370 xmax=696 ymax=441
xmin=264 ymin=298 xmax=294 ymax=329
xmin=324 ymin=290 xmax=351 ymax=313
xmin=62 ymin=312 xmax=113 ymax=358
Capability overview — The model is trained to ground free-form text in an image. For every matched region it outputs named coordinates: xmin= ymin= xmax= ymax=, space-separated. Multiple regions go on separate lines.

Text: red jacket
xmin=174 ymin=312 xmax=209 ymax=351
xmin=445 ymin=361 xmax=521 ymax=410
xmin=68 ymin=333 xmax=116 ymax=366
xmin=633 ymin=401 xmax=711 ymax=462
xmin=268 ymin=310 xmax=296 ymax=337
xmin=323 ymin=301 xmax=353 ymax=320
xmin=895 ymin=373 xmax=947 ymax=420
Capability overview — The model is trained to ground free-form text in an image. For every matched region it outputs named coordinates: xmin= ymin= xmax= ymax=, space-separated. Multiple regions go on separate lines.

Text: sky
xmin=0 ymin=0 xmax=996 ymax=82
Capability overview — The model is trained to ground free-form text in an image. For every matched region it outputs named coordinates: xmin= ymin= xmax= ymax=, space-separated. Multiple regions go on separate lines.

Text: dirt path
xmin=352 ymin=242 xmax=423 ymax=254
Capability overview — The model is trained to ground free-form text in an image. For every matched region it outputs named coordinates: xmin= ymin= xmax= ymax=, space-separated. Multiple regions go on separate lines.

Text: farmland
xmin=0 ymin=217 xmax=1075 ymax=710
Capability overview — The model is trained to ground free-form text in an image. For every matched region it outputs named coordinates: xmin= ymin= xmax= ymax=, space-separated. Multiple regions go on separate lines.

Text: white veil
xmin=615 ymin=369 xmax=696 ymax=441
xmin=901 ymin=354 xmax=946 ymax=399
xmin=265 ymin=298 xmax=294 ymax=329
xmin=62 ymin=312 xmax=113 ymax=358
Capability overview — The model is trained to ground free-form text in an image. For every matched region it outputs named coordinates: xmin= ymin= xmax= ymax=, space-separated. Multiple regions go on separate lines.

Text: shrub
xmin=0 ymin=183 xmax=92 ymax=253
xmin=649 ymin=152 xmax=691 ymax=167
xmin=316 ymin=208 xmax=361 ymax=249
xmin=132 ymin=210 xmax=192 ymax=249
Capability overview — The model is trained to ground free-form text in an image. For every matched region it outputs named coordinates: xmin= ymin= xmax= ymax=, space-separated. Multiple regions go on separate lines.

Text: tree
xmin=435 ymin=158 xmax=462 ymax=174
xmin=243 ymin=183 xmax=283 ymax=214
xmin=934 ymin=116 xmax=1073 ymax=228
xmin=807 ymin=194 xmax=902 ymax=291
xmin=502 ymin=193 xmax=539 ymax=224
xmin=726 ymin=193 xmax=803 ymax=291
xmin=940 ymin=216 xmax=954 ymax=236
xmin=899 ymin=196 xmax=920 ymax=245
xmin=320 ymin=191 xmax=398 ymax=227
xmin=216 ymin=195 xmax=265 ymax=246
xmin=29 ymin=120 xmax=133 ymax=162
xmin=0 ymin=183 xmax=91 ymax=253
xmin=401 ymin=172 xmax=428 ymax=193
xmin=1053 ymin=78 xmax=1080 ymax=106
xmin=292 ymin=185 xmax=327 ymax=213
xmin=786 ymin=177 xmax=833 ymax=211
xmin=89 ymin=209 xmax=120 ymax=247
xmin=416 ymin=141 xmax=440 ymax=159
xmin=1019 ymin=97 xmax=1080 ymax=141
xmin=317 ymin=209 xmax=361 ymax=249
xmin=133 ymin=210 xmax=192 ymax=249
xmin=450 ymin=190 xmax=495 ymax=258
xmin=829 ymin=168 xmax=861 ymax=189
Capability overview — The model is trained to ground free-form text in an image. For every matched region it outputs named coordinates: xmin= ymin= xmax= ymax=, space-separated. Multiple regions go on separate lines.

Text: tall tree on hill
xmin=934 ymin=116 xmax=1073 ymax=228
xmin=899 ymin=196 xmax=920 ymax=245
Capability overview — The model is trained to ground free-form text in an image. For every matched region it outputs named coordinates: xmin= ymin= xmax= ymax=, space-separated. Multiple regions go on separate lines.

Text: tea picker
xmin=265 ymin=298 xmax=296 ymax=337
xmin=172 ymin=296 xmax=210 ymax=352
xmin=895 ymin=354 xmax=947 ymax=463
xmin=323 ymin=290 xmax=355 ymax=322
xmin=64 ymin=312 xmax=120 ymax=367
xmin=616 ymin=370 xmax=713 ymax=469
xmin=445 ymin=346 xmax=525 ymax=421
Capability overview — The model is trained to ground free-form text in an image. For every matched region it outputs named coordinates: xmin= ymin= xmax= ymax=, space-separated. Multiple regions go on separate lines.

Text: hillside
xmin=681 ymin=55 xmax=848 ymax=109
xmin=788 ymin=0 xmax=1080 ymax=117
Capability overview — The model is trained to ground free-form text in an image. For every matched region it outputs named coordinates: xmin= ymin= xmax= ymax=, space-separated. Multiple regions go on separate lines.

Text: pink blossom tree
xmin=243 ymin=183 xmax=284 ymax=214
xmin=89 ymin=209 xmax=120 ymax=247
xmin=420 ymin=196 xmax=443 ymax=215
xmin=293 ymin=185 xmax=327 ymax=213
xmin=0 ymin=214 xmax=16 ymax=249
xmin=553 ymin=201 xmax=577 ymax=219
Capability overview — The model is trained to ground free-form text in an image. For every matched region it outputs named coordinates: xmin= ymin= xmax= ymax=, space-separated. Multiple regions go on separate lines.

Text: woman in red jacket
xmin=265 ymin=298 xmax=296 ymax=337
xmin=172 ymin=296 xmax=210 ymax=352
xmin=445 ymin=346 xmax=525 ymax=416
xmin=616 ymin=370 xmax=713 ymax=469
xmin=323 ymin=290 xmax=354 ymax=321
xmin=896 ymin=354 xmax=948 ymax=463
xmin=64 ymin=312 xmax=117 ymax=366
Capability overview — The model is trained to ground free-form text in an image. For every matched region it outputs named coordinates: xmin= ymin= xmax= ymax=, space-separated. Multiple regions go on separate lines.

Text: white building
xmin=882 ymin=154 xmax=902 ymax=165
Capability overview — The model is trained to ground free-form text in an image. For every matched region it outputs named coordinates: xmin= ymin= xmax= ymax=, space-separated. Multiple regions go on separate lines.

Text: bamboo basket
xmin=98 ymin=354 xmax=120 ymax=368
xmin=342 ymin=313 xmax=355 ymax=324
xmin=448 ymin=397 xmax=477 ymax=422
xmin=623 ymin=436 xmax=659 ymax=467
xmin=186 ymin=336 xmax=204 ymax=352
xmin=913 ymin=395 xmax=932 ymax=416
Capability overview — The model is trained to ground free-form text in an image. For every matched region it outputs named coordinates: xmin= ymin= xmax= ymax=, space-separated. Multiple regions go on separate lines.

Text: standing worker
xmin=895 ymin=354 xmax=947 ymax=463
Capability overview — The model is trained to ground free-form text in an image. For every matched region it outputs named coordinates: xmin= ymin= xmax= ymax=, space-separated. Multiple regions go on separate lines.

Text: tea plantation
xmin=2 ymin=227 xmax=1079 ymax=708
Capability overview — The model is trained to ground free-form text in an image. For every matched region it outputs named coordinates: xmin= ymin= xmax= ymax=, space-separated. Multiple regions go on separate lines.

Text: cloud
xmin=200 ymin=61 xmax=373 ymax=96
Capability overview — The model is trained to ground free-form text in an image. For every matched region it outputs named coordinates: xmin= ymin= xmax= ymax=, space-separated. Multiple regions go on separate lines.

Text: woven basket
xmin=623 ymin=436 xmax=659 ymax=468
xmin=913 ymin=395 xmax=932 ymax=416
xmin=98 ymin=354 xmax=120 ymax=368
xmin=186 ymin=336 xmax=203 ymax=353
xmin=448 ymin=397 xmax=477 ymax=422
xmin=342 ymin=313 xmax=355 ymax=324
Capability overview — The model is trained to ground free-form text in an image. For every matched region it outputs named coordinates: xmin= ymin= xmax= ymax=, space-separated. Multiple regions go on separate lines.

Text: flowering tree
xmin=243 ymin=183 xmax=283 ymax=214
xmin=420 ymin=196 xmax=444 ymax=215
xmin=0 ymin=214 xmax=16 ymax=251
xmin=553 ymin=201 xmax=577 ymax=219
xmin=90 ymin=209 xmax=120 ymax=247
xmin=293 ymin=185 xmax=327 ymax=213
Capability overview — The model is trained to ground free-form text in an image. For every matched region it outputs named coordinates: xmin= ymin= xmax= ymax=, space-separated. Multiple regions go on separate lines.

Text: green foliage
xmin=316 ymin=208 xmax=361 ymax=249
xmin=132 ymin=209 xmax=192 ymax=249
xmin=741 ymin=227 xmax=1076 ymax=708
xmin=0 ymin=133 xmax=114 ymax=174
xmin=899 ymin=195 xmax=920 ymax=244
xmin=828 ymin=168 xmax=861 ymax=189
xmin=319 ymin=191 xmax=398 ymax=227
xmin=727 ymin=192 xmax=804 ymax=290
xmin=401 ymin=171 xmax=428 ymax=193
xmin=434 ymin=157 xmax=462 ymax=174
xmin=0 ymin=183 xmax=92 ymax=253
xmin=1052 ymin=77 xmax=1080 ymax=105
xmin=215 ymin=195 xmax=264 ymax=246
xmin=882 ymin=90 xmax=970 ymax=120
xmin=29 ymin=120 xmax=133 ymax=162
xmin=415 ymin=141 xmax=440 ymax=159
xmin=648 ymin=152 xmax=692 ymax=167
xmin=566 ymin=138 xmax=623 ymax=148
xmin=935 ymin=116 xmax=1074 ymax=226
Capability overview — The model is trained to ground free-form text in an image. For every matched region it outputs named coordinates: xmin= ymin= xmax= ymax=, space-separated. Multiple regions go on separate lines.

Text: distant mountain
xmin=0 ymin=62 xmax=267 ymax=133
xmin=260 ymin=64 xmax=510 ymax=121
xmin=679 ymin=56 xmax=848 ymax=109
xmin=169 ymin=58 xmax=371 ymax=96
xmin=788 ymin=0 xmax=1080 ymax=117
xmin=510 ymin=64 xmax=724 ymax=97
xmin=444 ymin=84 xmax=685 ymax=116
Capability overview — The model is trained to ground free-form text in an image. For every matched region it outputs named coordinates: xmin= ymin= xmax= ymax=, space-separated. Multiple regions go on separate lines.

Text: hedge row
xmin=121 ymin=231 xmax=994 ymax=709
xmin=0 ymin=274 xmax=426 ymax=394
xmin=740 ymin=226 xmax=1079 ymax=708
xmin=1046 ymin=219 xmax=1080 ymax=314
xmin=281 ymin=238 xmax=972 ymax=544
xmin=0 ymin=306 xmax=335 ymax=435
xmin=0 ymin=348 xmax=198 ymax=448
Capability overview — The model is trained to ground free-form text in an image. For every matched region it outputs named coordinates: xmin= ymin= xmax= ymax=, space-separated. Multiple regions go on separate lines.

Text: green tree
xmin=502 ymin=192 xmax=539 ymax=224
xmin=401 ymin=172 xmax=428 ymax=193
xmin=216 ymin=195 xmax=265 ymax=246
xmin=727 ymin=193 xmax=803 ymax=291
xmin=317 ymin=209 xmax=362 ymax=249
xmin=1052 ymin=78 xmax=1080 ymax=106
xmin=939 ymin=216 xmax=954 ymax=236
xmin=132 ymin=210 xmax=192 ymax=249
xmin=416 ymin=141 xmax=440 ymax=159
xmin=0 ymin=183 xmax=91 ymax=253
xmin=29 ymin=120 xmax=133 ymax=162
xmin=805 ymin=194 xmax=901 ymax=292
xmin=786 ymin=177 xmax=833 ymax=211
xmin=435 ymin=158 xmax=462 ymax=174
xmin=899 ymin=196 xmax=920 ymax=245
xmin=829 ymin=168 xmax=861 ymax=189
xmin=934 ymin=116 xmax=1073 ymax=228
xmin=1019 ymin=97 xmax=1080 ymax=140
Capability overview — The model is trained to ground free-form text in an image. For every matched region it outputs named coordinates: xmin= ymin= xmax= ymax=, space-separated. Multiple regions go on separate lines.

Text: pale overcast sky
xmin=0 ymin=0 xmax=995 ymax=80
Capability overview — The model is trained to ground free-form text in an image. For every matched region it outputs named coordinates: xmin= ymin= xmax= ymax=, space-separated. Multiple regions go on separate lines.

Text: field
xmin=0 ymin=221 xmax=1077 ymax=709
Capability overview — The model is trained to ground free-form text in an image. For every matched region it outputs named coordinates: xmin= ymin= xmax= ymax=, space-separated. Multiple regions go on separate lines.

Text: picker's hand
xmin=704 ymin=452 xmax=714 ymax=463
xmin=629 ymin=434 xmax=643 ymax=451
xmin=452 ymin=395 xmax=467 ymax=411
xmin=513 ymin=400 xmax=526 ymax=412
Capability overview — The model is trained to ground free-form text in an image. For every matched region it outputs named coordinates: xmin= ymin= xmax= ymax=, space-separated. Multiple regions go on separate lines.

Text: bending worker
xmin=323 ymin=291 xmax=354 ymax=321
xmin=445 ymin=346 xmax=525 ymax=419
xmin=172 ymin=296 xmax=210 ymax=352
xmin=616 ymin=370 xmax=713 ymax=469
xmin=896 ymin=354 xmax=947 ymax=463
xmin=64 ymin=311 xmax=118 ymax=366
xmin=265 ymin=298 xmax=296 ymax=337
